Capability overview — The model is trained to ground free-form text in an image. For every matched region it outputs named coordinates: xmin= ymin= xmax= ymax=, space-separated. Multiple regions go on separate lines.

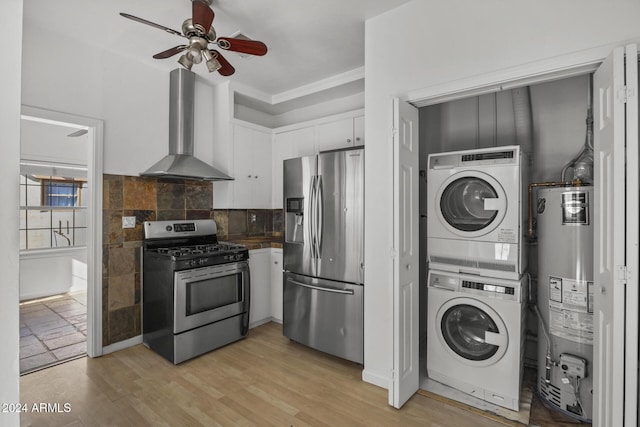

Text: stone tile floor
xmin=19 ymin=291 xmax=87 ymax=375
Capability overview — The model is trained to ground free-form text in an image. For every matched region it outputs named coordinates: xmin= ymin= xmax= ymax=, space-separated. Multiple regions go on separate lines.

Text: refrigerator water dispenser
xmin=286 ymin=197 xmax=304 ymax=243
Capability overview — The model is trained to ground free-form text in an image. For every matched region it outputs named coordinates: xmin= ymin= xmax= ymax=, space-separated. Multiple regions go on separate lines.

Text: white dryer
xmin=427 ymin=145 xmax=528 ymax=279
xmin=426 ymin=269 xmax=527 ymax=411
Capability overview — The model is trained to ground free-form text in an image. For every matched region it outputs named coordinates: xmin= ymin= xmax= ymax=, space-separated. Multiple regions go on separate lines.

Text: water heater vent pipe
xmin=561 ymin=75 xmax=594 ymax=183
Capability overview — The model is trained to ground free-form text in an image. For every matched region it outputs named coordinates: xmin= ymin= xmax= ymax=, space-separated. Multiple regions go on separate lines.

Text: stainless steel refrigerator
xmin=282 ymin=147 xmax=364 ymax=364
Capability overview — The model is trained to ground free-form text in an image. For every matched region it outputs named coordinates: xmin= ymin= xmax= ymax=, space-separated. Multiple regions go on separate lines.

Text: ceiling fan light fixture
xmin=187 ymin=46 xmax=203 ymax=64
xmin=177 ymin=53 xmax=193 ymax=70
xmin=202 ymin=49 xmax=221 ymax=72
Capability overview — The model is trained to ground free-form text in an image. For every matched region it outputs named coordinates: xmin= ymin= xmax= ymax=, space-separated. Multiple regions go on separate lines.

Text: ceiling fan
xmin=120 ymin=0 xmax=267 ymax=76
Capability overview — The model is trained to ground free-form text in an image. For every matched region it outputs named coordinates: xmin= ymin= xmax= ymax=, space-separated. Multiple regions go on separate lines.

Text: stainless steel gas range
xmin=142 ymin=219 xmax=250 ymax=364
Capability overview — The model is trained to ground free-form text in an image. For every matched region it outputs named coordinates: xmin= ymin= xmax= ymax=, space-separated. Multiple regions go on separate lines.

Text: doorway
xmin=19 ymin=107 xmax=104 ymax=374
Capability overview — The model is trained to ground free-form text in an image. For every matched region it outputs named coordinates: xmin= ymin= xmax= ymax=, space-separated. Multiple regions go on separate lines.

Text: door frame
xmin=393 ymin=41 xmax=639 ymax=421
xmin=21 ymin=105 xmax=104 ymax=358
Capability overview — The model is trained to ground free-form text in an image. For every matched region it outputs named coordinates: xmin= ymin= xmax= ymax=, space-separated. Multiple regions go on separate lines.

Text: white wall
xmin=20 ymin=23 xmax=221 ymax=178
xmin=0 ymin=0 xmax=22 ymax=425
xmin=20 ymin=249 xmax=87 ymax=301
xmin=363 ymin=0 xmax=640 ymax=390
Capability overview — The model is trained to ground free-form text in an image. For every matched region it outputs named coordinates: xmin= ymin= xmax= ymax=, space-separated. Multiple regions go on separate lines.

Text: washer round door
xmin=435 ymin=297 xmax=509 ymax=367
xmin=436 ymin=171 xmax=507 ymax=238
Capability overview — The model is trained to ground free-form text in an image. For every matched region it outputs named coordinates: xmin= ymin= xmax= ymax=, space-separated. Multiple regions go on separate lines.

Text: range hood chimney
xmin=140 ymin=68 xmax=233 ymax=181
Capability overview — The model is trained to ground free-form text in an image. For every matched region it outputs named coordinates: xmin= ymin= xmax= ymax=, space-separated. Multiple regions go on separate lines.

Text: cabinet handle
xmin=347 ymin=138 xmax=352 ymax=143
xmin=356 ymin=137 xmax=361 ymax=141
xmin=247 ymin=175 xmax=252 ymax=178
xmin=254 ymin=176 xmax=258 ymax=179
xmin=274 ymin=261 xmax=279 ymax=265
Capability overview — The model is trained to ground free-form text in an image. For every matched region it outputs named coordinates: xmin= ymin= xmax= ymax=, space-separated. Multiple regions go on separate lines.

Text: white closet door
xmin=593 ymin=43 xmax=638 ymax=427
xmin=391 ymin=98 xmax=419 ymax=408
xmin=623 ymin=44 xmax=639 ymax=427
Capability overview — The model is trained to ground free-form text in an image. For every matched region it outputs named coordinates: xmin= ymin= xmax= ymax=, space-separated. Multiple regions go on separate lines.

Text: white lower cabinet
xmin=248 ymin=248 xmax=283 ymax=327
xmin=248 ymin=249 xmax=271 ymax=327
xmin=270 ymin=249 xmax=283 ymax=322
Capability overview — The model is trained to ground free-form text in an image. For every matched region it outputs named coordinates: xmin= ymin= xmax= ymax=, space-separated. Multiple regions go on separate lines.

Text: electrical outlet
xmin=122 ymin=216 xmax=136 ymax=229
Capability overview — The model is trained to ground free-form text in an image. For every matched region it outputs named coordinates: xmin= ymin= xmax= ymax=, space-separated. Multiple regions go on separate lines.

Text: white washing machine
xmin=427 ymin=145 xmax=528 ymax=279
xmin=426 ymin=269 xmax=527 ymax=411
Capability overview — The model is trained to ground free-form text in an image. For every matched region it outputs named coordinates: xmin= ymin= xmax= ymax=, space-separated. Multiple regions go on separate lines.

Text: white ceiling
xmin=23 ymin=0 xmax=411 ymax=98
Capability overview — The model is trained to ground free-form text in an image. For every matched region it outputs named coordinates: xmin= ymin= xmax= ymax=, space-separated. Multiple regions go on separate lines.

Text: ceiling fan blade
xmin=211 ymin=50 xmax=235 ymax=76
xmin=192 ymin=0 xmax=215 ymax=34
xmin=120 ymin=13 xmax=184 ymax=37
xmin=216 ymin=37 xmax=267 ymax=56
xmin=153 ymin=45 xmax=188 ymax=59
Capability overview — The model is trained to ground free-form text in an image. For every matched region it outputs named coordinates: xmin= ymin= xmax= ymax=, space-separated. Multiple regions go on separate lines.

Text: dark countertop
xmin=227 ymin=235 xmax=283 ymax=250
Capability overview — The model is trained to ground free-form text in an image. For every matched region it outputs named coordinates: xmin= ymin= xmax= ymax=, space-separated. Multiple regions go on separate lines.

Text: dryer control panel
xmin=428 ymin=270 xmax=525 ymax=303
xmin=462 ymin=280 xmax=515 ymax=295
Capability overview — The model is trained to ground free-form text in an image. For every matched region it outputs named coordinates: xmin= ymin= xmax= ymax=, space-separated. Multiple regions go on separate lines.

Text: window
xmin=20 ymin=174 xmax=88 ymax=250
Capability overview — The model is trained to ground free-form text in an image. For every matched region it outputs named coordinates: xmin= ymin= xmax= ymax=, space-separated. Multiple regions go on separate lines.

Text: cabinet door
xmin=353 ymin=115 xmax=364 ymax=146
xmin=272 ymin=133 xmax=293 ymax=209
xmin=248 ymin=249 xmax=271 ymax=327
xmin=270 ymin=249 xmax=283 ymax=322
xmin=316 ymin=117 xmax=354 ymax=152
xmin=289 ymin=126 xmax=316 ymax=158
xmin=233 ymin=124 xmax=272 ymax=209
xmin=273 ymin=126 xmax=314 ymax=208
xmin=251 ymin=129 xmax=272 ymax=208
xmin=233 ymin=124 xmax=254 ymax=208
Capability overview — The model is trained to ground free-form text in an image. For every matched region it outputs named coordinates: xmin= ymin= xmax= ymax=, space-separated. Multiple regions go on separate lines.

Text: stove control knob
xmin=165 ymin=225 xmax=173 ymax=232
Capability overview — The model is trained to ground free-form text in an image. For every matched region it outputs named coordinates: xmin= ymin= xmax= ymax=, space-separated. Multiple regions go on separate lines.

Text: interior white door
xmin=592 ymin=44 xmax=638 ymax=427
xmin=390 ymin=98 xmax=420 ymax=408
xmin=623 ymin=44 xmax=639 ymax=427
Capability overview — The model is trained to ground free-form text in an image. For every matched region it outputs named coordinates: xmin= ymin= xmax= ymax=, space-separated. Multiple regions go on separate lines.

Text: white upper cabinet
xmin=271 ymin=112 xmax=364 ymax=209
xmin=271 ymin=126 xmax=315 ymax=209
xmin=289 ymin=126 xmax=317 ymax=158
xmin=354 ymin=115 xmax=364 ymax=146
xmin=218 ymin=123 xmax=272 ymax=209
xmin=316 ymin=115 xmax=364 ymax=152
xmin=271 ymin=131 xmax=293 ymax=209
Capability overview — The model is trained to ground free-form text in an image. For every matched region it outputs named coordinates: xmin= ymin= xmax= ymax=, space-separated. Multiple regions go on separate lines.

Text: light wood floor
xmin=20 ymin=322 xmax=581 ymax=426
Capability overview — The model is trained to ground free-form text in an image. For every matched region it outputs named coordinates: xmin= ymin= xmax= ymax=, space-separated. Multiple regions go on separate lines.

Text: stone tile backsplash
xmin=102 ymin=174 xmax=283 ymax=346
xmin=212 ymin=209 xmax=283 ymax=241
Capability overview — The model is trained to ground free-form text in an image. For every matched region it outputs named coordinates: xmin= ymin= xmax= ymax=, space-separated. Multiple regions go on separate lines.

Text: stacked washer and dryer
xmin=425 ymin=145 xmax=529 ymax=411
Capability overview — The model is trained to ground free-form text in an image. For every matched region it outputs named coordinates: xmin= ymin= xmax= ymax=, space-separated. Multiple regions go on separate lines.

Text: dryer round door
xmin=436 ymin=171 xmax=507 ymax=238
xmin=435 ymin=296 xmax=509 ymax=367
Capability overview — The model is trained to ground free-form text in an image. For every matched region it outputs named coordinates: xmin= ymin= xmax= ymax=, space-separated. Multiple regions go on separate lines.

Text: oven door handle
xmin=287 ymin=278 xmax=354 ymax=295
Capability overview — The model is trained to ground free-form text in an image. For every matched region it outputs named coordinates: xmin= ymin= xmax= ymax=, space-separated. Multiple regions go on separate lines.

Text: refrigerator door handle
xmin=316 ymin=175 xmax=323 ymax=257
xmin=309 ymin=175 xmax=317 ymax=259
xmin=286 ymin=278 xmax=355 ymax=295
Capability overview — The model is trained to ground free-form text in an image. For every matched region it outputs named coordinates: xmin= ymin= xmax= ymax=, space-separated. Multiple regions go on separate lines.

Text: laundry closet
xmin=417 ymin=73 xmax=598 ymax=421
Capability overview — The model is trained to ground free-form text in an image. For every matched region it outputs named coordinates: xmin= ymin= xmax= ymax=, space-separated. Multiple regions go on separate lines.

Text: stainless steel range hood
xmin=140 ymin=68 xmax=233 ymax=181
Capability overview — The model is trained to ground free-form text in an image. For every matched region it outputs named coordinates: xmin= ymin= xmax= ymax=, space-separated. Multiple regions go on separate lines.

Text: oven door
xmin=174 ymin=261 xmax=249 ymax=334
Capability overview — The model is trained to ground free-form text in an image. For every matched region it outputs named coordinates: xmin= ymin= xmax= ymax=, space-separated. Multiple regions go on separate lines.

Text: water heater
xmin=536 ymin=186 xmax=593 ymax=422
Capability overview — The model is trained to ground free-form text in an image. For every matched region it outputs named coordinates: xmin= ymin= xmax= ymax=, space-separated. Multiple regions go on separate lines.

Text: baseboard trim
xmin=362 ymin=369 xmax=390 ymax=390
xmin=249 ymin=318 xmax=272 ymax=329
xmin=102 ymin=335 xmax=143 ymax=355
